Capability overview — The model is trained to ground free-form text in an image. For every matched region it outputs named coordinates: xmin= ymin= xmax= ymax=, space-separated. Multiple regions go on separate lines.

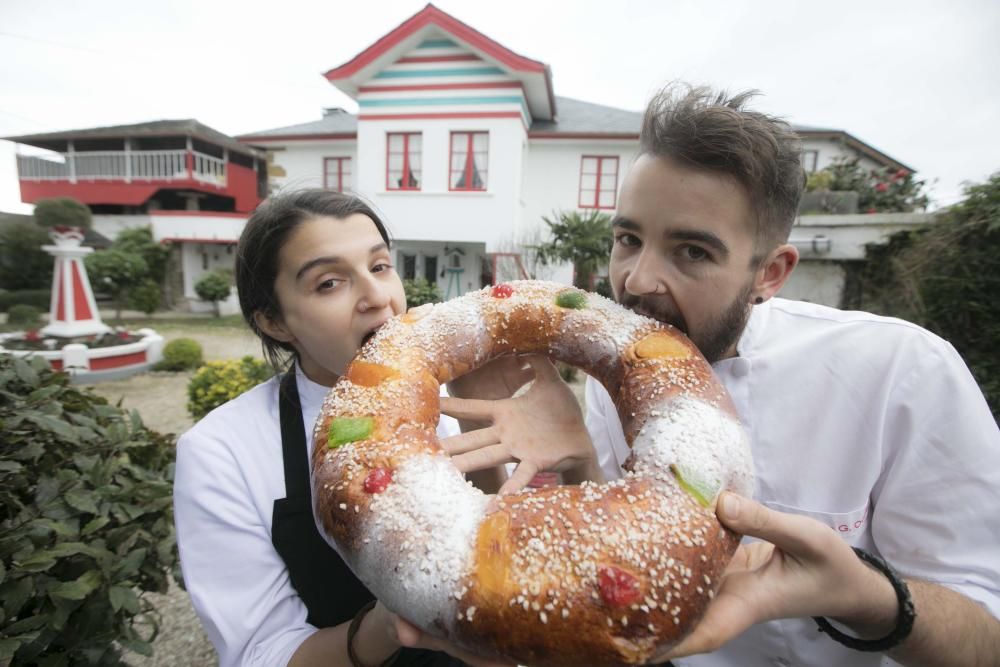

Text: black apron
xmin=271 ymin=371 xmax=466 ymax=666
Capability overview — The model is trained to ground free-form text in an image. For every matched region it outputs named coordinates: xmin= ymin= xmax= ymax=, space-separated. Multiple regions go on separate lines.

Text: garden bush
xmin=0 ymin=290 xmax=51 ymax=314
xmin=402 ymin=278 xmax=441 ymax=308
xmin=0 ymin=355 xmax=177 ymax=665
xmin=127 ymin=280 xmax=161 ymax=316
xmin=7 ymin=304 xmax=42 ymax=328
xmin=154 ymin=338 xmax=204 ymax=372
xmin=187 ymin=356 xmax=272 ymax=419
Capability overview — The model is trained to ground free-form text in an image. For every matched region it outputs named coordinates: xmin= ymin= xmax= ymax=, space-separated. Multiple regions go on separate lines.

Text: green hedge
xmin=0 ymin=290 xmax=51 ymax=313
xmin=0 ymin=355 xmax=177 ymax=664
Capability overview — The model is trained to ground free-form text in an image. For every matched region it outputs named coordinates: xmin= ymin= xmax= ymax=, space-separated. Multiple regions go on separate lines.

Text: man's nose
xmin=622 ymin=249 xmax=668 ymax=296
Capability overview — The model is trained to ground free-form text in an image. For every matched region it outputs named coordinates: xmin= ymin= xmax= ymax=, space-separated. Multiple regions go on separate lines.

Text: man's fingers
xmin=717 ymin=493 xmax=833 ymax=558
xmin=439 ymin=427 xmax=499 ymax=455
xmin=451 ymin=444 xmax=513 ymax=473
xmin=440 ymin=396 xmax=497 ymax=421
xmin=525 ymin=355 xmax=562 ymax=382
xmin=498 ymin=461 xmax=539 ymax=496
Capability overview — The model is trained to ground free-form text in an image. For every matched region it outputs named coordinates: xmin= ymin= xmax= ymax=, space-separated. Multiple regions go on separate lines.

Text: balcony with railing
xmin=16 ymin=149 xmax=228 ymax=186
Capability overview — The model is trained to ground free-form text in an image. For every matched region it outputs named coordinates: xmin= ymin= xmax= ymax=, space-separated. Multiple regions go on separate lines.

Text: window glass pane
xmin=602 ymin=158 xmax=618 ymax=175
xmin=388 ymin=134 xmax=403 ymax=151
xmin=579 ymin=189 xmax=596 ymax=206
xmin=473 ymin=133 xmax=488 ymax=151
xmin=409 ymin=134 xmax=422 ymax=151
xmin=581 ymin=157 xmax=597 ymax=173
xmin=451 ymin=170 xmax=465 ymax=189
xmin=424 ymin=256 xmax=438 ymax=283
xmin=600 ymin=174 xmax=617 ymax=190
xmin=598 ymin=190 xmax=616 ymax=208
xmin=410 ymin=154 xmax=421 ymax=171
xmin=388 ymin=154 xmax=403 ymax=172
xmin=401 ymin=253 xmax=416 ymax=280
xmin=580 ymin=174 xmax=597 ymax=191
xmin=452 ymin=133 xmax=467 ymax=151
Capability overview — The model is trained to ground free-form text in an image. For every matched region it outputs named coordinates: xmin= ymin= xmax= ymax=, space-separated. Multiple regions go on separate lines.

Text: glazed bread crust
xmin=312 ymin=281 xmax=753 ymax=667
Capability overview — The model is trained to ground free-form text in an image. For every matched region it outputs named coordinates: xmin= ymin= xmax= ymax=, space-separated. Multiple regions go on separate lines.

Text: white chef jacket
xmin=585 ymin=298 xmax=1000 ymax=667
xmin=173 ymin=365 xmax=459 ymax=667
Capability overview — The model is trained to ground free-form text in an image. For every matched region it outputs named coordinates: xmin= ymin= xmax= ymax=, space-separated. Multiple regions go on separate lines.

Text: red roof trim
xmin=159 ymin=237 xmax=239 ymax=244
xmin=151 ymin=210 xmax=248 ymax=219
xmin=323 ymin=4 xmax=546 ymax=81
xmin=360 ymin=81 xmax=523 ymax=93
xmin=359 ymin=111 xmax=527 ymax=131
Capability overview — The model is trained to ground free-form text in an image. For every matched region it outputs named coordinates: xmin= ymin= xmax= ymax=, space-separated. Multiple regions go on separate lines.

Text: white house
xmin=239 ymin=3 xmax=927 ymax=305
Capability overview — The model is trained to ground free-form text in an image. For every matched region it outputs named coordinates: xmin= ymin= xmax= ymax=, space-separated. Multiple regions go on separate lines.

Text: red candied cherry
xmin=363 ymin=468 xmax=393 ymax=494
xmin=597 ymin=565 xmax=642 ymax=607
xmin=491 ymin=284 xmax=514 ymax=299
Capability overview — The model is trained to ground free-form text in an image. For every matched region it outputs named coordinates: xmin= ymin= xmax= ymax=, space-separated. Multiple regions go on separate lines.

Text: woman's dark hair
xmin=640 ymin=83 xmax=805 ymax=255
xmin=235 ymin=189 xmax=392 ymax=371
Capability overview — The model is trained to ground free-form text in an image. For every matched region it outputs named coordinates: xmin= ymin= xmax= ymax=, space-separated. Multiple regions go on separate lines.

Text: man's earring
xmin=754 ymin=296 xmax=764 ymax=304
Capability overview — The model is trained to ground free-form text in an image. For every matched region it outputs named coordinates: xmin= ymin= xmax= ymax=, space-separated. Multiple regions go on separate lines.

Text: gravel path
xmin=82 ymin=325 xmax=589 ymax=667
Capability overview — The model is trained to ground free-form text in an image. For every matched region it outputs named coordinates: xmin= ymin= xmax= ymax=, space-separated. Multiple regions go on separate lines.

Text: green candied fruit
xmin=670 ymin=464 xmax=717 ymax=508
xmin=555 ymin=289 xmax=588 ymax=310
xmin=328 ymin=417 xmax=375 ymax=449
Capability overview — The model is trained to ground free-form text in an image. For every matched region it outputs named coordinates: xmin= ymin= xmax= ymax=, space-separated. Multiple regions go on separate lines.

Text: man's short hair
xmin=640 ymin=83 xmax=805 ymax=252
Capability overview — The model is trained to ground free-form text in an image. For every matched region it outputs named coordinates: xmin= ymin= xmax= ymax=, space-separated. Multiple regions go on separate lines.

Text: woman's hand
xmin=390 ymin=614 xmax=516 ymax=667
xmin=659 ymin=493 xmax=899 ymax=660
xmin=440 ymin=356 xmax=601 ymax=495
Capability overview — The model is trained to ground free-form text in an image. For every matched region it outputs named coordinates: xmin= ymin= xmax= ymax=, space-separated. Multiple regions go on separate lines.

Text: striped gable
xmin=358 ymin=36 xmax=530 ymax=126
xmin=324 ymin=4 xmax=554 ymax=122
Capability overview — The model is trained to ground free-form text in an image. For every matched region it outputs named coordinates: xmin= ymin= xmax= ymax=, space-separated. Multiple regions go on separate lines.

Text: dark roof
xmin=529 ymin=97 xmax=642 ymax=136
xmin=238 ymin=109 xmax=358 ymax=141
xmin=4 ymin=119 xmax=262 ymax=158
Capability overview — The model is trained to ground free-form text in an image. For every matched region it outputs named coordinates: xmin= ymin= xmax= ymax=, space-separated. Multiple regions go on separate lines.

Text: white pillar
xmin=40 ymin=227 xmax=112 ymax=338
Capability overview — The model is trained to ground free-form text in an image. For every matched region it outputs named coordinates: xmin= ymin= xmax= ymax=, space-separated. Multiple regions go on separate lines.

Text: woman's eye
xmin=318 ymin=278 xmax=343 ymax=291
xmin=614 ymin=233 xmax=640 ymax=248
xmin=372 ymin=263 xmax=393 ymax=273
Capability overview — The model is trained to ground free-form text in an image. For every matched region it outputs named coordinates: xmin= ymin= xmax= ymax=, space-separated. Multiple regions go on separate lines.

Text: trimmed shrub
xmin=0 ymin=221 xmax=53 ymax=291
xmin=187 ymin=356 xmax=272 ymax=419
xmin=7 ymin=304 xmax=42 ymax=327
xmin=0 ymin=355 xmax=177 ymax=665
xmin=127 ymin=280 xmax=161 ymax=316
xmin=403 ymin=278 xmax=442 ymax=307
xmin=155 ymin=338 xmax=204 ymax=372
xmin=194 ymin=271 xmax=231 ymax=317
xmin=33 ymin=197 xmax=93 ymax=230
xmin=0 ymin=289 xmax=51 ymax=313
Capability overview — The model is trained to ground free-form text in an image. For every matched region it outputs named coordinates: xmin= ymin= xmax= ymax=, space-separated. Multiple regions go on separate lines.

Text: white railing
xmin=130 ymin=150 xmax=188 ymax=181
xmin=192 ymin=152 xmax=227 ymax=185
xmin=15 ymin=149 xmax=227 ymax=185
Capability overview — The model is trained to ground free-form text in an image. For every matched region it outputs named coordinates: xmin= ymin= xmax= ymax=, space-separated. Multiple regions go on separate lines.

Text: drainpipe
xmin=67 ymin=140 xmax=77 ymax=183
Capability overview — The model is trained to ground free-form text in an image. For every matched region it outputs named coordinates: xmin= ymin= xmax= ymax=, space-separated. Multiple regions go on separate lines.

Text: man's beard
xmin=618 ymin=282 xmax=754 ymax=363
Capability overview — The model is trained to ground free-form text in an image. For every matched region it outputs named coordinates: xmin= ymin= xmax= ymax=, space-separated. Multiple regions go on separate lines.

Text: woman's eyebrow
xmin=296 ymin=243 xmax=390 ymax=281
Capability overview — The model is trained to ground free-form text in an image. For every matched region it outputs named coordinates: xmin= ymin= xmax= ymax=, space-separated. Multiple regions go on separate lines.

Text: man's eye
xmin=614 ymin=233 xmax=640 ymax=248
xmin=682 ymin=245 xmax=709 ymax=261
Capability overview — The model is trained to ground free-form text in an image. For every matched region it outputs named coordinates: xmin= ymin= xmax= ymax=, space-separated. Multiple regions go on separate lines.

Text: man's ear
xmin=753 ymin=243 xmax=799 ymax=301
xmin=253 ymin=310 xmax=295 ymax=344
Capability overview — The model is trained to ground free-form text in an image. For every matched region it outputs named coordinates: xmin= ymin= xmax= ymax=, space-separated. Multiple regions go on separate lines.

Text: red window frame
xmin=578 ymin=155 xmax=619 ymax=209
xmin=323 ymin=157 xmax=351 ymax=192
xmin=448 ymin=131 xmax=488 ymax=191
xmin=386 ymin=132 xmax=421 ymax=191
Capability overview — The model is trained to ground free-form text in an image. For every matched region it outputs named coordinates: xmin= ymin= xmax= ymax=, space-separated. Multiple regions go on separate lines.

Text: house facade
xmin=7 ymin=4 xmax=927 ymax=309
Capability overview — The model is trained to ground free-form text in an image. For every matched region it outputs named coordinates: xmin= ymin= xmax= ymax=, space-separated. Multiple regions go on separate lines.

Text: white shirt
xmin=585 ymin=298 xmax=1000 ymax=667
xmin=174 ymin=366 xmax=459 ymax=667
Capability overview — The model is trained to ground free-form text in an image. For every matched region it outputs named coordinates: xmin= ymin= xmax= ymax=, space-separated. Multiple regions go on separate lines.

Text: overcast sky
xmin=1 ymin=0 xmax=997 ymax=213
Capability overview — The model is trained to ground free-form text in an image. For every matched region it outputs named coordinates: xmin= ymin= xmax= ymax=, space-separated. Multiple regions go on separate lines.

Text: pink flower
xmin=866 ymin=207 xmax=878 ymax=214
xmin=117 ymin=331 xmax=131 ymax=340
xmin=25 ymin=330 xmax=41 ymax=342
xmin=875 ymin=182 xmax=889 ymax=193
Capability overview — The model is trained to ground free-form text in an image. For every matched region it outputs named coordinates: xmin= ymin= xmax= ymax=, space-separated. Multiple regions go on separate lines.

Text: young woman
xmin=173 ymin=190 xmax=513 ymax=667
